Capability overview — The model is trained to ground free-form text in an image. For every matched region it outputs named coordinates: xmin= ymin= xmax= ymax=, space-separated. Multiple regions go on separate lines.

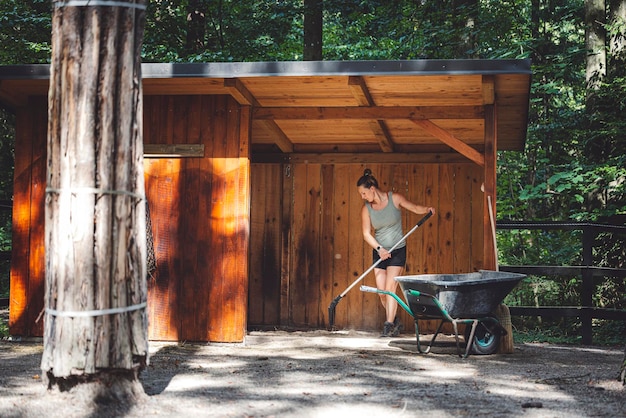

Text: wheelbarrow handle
xmin=359 ymin=285 xmax=414 ymax=317
xmin=360 ymin=285 xmax=379 ymax=293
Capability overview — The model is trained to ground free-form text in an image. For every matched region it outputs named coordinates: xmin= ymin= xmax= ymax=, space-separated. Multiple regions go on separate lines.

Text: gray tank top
xmin=366 ymin=192 xmax=405 ymax=250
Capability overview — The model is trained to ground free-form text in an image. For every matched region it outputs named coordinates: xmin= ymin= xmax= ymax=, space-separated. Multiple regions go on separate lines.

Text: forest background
xmin=0 ymin=0 xmax=624 ymax=344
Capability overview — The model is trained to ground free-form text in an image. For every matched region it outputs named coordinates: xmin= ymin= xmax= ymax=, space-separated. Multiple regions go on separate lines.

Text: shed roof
xmin=0 ymin=59 xmax=531 ymax=161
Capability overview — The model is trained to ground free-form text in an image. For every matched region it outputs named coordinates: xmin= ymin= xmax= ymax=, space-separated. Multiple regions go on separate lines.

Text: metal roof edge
xmin=142 ymin=59 xmax=532 ymax=78
xmin=0 ymin=59 xmax=531 ymax=80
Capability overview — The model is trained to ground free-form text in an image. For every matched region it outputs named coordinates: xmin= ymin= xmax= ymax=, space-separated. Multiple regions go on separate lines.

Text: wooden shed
xmin=0 ymin=59 xmax=531 ymax=342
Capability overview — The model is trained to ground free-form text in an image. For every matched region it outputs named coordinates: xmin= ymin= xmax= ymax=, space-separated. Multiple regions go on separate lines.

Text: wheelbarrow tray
xmin=395 ymin=270 xmax=526 ymax=319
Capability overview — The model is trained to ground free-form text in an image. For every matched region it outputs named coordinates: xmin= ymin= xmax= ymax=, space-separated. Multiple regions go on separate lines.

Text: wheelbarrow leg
xmin=416 ymin=319 xmax=446 ymax=354
xmin=460 ymin=319 xmax=480 ymax=358
xmin=414 ymin=320 xmax=428 ymax=353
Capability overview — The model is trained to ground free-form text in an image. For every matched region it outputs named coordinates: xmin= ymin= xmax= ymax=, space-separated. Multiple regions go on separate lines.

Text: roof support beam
xmin=252 ymin=152 xmax=472 ymax=164
xmin=259 ymin=120 xmax=294 ymax=153
xmin=482 ymin=75 xmax=495 ymax=104
xmin=224 ymin=78 xmax=255 ymax=105
xmin=348 ymin=76 xmax=394 ymax=152
xmin=411 ymin=119 xmax=485 ymax=166
xmin=253 ymin=106 xmax=484 ymax=120
xmin=368 ymin=121 xmax=393 ymax=152
xmin=347 ymin=76 xmax=374 ymax=106
xmin=224 ymin=78 xmax=294 ymax=153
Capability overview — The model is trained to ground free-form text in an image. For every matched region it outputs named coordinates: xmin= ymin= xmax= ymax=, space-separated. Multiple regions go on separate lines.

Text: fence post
xmin=581 ymin=225 xmax=594 ymax=345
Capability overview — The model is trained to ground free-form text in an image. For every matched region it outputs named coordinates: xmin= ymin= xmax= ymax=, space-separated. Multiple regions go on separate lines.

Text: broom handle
xmin=338 ymin=211 xmax=433 ymax=298
xmin=487 ymin=195 xmax=499 ymax=271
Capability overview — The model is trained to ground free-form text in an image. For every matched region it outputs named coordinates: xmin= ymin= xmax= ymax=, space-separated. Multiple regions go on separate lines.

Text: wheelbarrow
xmin=360 ymin=270 xmax=526 ymax=358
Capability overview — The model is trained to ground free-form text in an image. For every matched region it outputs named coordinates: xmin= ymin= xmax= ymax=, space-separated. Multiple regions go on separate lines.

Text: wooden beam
xmin=483 ymin=104 xmax=497 ymax=270
xmin=347 ymin=76 xmax=394 ymax=152
xmin=252 ymin=152 xmax=472 ymax=164
xmin=348 ymin=76 xmax=374 ymax=106
xmin=220 ymin=79 xmax=294 ymax=153
xmin=253 ymin=105 xmax=484 ymax=120
xmin=508 ymin=306 xmax=626 ymax=320
xmin=482 ymin=75 xmax=495 ymax=105
xmin=411 ymin=119 xmax=485 ymax=166
xmin=260 ymin=120 xmax=294 ymax=153
xmin=369 ymin=120 xmax=394 ymax=152
xmin=144 ymin=143 xmax=205 ymax=158
xmin=224 ymin=78 xmax=255 ymax=105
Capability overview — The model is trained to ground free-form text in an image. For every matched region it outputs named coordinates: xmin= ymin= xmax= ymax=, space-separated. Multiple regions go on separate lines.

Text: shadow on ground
xmin=0 ymin=330 xmax=623 ymax=417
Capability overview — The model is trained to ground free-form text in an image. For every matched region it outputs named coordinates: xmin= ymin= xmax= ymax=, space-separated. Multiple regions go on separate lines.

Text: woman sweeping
xmin=357 ymin=169 xmax=435 ymax=337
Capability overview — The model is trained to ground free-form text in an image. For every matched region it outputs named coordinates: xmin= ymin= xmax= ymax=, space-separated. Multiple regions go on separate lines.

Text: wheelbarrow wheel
xmin=464 ymin=317 xmax=500 ymax=355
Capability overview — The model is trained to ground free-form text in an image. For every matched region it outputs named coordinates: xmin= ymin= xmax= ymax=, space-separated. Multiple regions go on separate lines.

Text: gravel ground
xmin=0 ymin=329 xmax=624 ymax=418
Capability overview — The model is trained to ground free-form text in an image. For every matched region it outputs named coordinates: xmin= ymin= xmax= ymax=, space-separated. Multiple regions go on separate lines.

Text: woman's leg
xmin=383 ymin=265 xmax=404 ymax=322
xmin=374 ymin=268 xmax=388 ymax=308
xmin=374 ymin=267 xmax=394 ymax=336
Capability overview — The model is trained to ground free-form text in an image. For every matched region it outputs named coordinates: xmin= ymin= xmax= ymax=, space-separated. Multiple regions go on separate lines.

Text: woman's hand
xmin=378 ymin=248 xmax=392 ymax=260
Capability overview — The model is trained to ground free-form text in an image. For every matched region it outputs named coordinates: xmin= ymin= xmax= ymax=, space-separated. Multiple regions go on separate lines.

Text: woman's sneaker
xmin=381 ymin=321 xmax=394 ymax=337
xmin=392 ymin=317 xmax=403 ymax=337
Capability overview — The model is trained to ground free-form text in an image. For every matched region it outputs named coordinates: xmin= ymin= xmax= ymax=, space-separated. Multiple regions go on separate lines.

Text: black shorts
xmin=372 ymin=246 xmax=406 ymax=270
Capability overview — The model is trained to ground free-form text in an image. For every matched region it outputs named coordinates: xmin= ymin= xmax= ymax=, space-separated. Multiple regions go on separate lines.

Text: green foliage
xmin=0 ymin=0 xmax=51 ymax=64
xmin=0 ymin=260 xmax=8 ymax=298
xmin=143 ymin=0 xmax=303 ymax=62
xmin=513 ymin=328 xmax=582 ymax=345
xmin=0 ymin=108 xmax=13 ymax=301
xmin=513 ymin=319 xmax=626 ymax=347
xmin=0 ymin=109 xmax=14 ymax=202
xmin=0 ymin=316 xmax=8 ymax=339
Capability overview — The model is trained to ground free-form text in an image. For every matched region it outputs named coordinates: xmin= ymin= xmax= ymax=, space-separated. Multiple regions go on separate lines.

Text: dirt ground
xmin=0 ymin=327 xmax=624 ymax=418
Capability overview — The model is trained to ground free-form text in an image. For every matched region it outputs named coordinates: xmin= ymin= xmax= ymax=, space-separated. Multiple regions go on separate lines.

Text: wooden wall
xmin=143 ymin=95 xmax=250 ymax=342
xmin=10 ymin=94 xmax=251 ymax=343
xmin=248 ymin=162 xmax=485 ymax=332
xmin=9 ymin=97 xmax=47 ymax=337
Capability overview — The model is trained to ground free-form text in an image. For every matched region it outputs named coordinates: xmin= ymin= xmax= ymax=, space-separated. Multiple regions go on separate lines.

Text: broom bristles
xmin=327 ymin=295 xmax=343 ymax=330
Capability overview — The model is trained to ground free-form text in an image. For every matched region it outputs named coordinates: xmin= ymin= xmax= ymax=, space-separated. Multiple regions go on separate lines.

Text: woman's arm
xmin=393 ymin=193 xmax=435 ymax=215
xmin=361 ymin=205 xmax=392 ymax=260
xmin=361 ymin=205 xmax=377 ymax=248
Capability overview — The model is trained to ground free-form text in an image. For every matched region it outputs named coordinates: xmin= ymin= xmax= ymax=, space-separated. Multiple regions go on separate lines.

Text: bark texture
xmin=42 ymin=0 xmax=148 ymax=390
xmin=585 ymin=0 xmax=606 ymax=95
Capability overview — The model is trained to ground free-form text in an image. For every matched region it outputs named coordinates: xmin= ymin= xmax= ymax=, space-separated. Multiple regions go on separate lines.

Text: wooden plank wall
xmin=143 ymin=95 xmax=250 ymax=342
xmin=10 ymin=94 xmax=251 ymax=342
xmin=9 ymin=97 xmax=47 ymax=337
xmin=248 ymin=162 xmax=485 ymax=332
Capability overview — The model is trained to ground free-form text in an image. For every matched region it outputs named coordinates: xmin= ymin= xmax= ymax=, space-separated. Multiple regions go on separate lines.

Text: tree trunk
xmin=608 ymin=0 xmax=626 ymax=76
xmin=186 ymin=0 xmax=206 ymax=54
xmin=42 ymin=0 xmax=148 ymax=395
xmin=304 ymin=0 xmax=322 ymax=61
xmin=452 ymin=0 xmax=479 ymax=58
xmin=585 ymin=0 xmax=606 ymax=104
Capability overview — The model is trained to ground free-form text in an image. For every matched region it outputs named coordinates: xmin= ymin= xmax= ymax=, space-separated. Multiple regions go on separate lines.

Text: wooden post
xmin=483 ymin=104 xmax=497 ymax=271
xmin=581 ymin=226 xmax=594 ymax=344
xmin=484 ymin=103 xmax=513 ymax=354
xmin=41 ymin=0 xmax=148 ymax=394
